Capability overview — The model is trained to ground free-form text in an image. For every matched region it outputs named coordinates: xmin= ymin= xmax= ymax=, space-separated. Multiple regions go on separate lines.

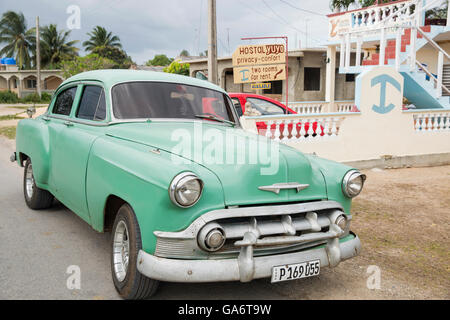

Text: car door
xmin=47 ymin=82 xmax=107 ymax=224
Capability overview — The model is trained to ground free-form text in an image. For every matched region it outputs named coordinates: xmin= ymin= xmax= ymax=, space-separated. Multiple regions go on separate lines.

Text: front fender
xmin=305 ymin=154 xmax=354 ymax=213
xmin=86 ymin=135 xmax=226 ymax=254
xmin=15 ymin=117 xmax=51 ymax=188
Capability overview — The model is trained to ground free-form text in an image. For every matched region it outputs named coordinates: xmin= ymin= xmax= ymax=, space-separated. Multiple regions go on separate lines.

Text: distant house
xmin=0 ymin=58 xmax=64 ymax=98
xmin=184 ymin=48 xmax=357 ymax=103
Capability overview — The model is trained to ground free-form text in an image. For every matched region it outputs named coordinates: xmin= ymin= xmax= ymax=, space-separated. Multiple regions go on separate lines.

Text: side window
xmin=231 ymin=98 xmax=243 ymax=117
xmin=53 ymin=87 xmax=77 ymax=116
xmin=76 ymin=85 xmax=106 ymax=121
xmin=246 ymin=97 xmax=285 ymax=115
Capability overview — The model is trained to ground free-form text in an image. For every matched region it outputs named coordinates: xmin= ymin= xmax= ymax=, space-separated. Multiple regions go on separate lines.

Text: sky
xmin=3 ymin=0 xmax=342 ymax=64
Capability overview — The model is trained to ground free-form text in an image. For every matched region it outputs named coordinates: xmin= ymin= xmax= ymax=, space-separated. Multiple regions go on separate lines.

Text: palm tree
xmin=83 ymin=26 xmax=121 ymax=52
xmin=330 ymin=0 xmax=357 ymax=12
xmin=0 ymin=11 xmax=35 ymax=69
xmin=40 ymin=24 xmax=79 ymax=67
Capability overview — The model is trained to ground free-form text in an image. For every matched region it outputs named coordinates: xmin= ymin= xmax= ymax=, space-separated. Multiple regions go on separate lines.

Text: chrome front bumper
xmin=137 ymin=233 xmax=361 ymax=283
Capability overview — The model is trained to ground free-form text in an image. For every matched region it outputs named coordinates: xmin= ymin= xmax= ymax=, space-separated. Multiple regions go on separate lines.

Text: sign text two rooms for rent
xmin=232 ymin=44 xmax=286 ymax=84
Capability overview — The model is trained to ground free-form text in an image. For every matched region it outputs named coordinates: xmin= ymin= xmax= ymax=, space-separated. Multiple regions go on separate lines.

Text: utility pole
xmin=36 ymin=16 xmax=41 ymax=98
xmin=227 ymin=28 xmax=230 ymax=55
xmin=208 ymin=0 xmax=218 ymax=85
xmin=305 ymin=19 xmax=309 ymax=48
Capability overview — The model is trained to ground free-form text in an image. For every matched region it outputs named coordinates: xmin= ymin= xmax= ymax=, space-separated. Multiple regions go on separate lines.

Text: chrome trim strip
xmin=258 ymin=182 xmax=309 ymax=194
xmin=45 ymin=114 xmax=110 ymax=127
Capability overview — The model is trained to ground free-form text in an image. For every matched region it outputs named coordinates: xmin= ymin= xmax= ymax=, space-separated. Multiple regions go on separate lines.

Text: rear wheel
xmin=23 ymin=158 xmax=54 ymax=210
xmin=111 ymin=203 xmax=159 ymax=299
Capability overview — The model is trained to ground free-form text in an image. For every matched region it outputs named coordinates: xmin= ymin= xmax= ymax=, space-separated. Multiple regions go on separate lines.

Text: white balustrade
xmin=351 ymin=0 xmax=419 ymax=32
xmin=336 ymin=103 xmax=355 ymax=112
xmin=253 ymin=115 xmax=347 ymax=143
xmin=413 ymin=112 xmax=450 ymax=132
xmin=285 ymin=101 xmax=357 ymax=114
xmin=288 ymin=103 xmax=323 ymax=114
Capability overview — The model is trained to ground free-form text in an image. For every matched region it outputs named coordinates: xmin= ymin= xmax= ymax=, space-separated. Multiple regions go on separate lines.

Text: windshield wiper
xmin=194 ymin=114 xmax=235 ymax=126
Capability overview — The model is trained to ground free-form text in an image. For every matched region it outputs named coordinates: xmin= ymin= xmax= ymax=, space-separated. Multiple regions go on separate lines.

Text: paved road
xmin=0 ymin=137 xmax=427 ymax=300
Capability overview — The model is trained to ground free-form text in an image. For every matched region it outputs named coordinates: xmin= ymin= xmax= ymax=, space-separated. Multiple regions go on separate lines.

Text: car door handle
xmin=64 ymin=121 xmax=74 ymax=127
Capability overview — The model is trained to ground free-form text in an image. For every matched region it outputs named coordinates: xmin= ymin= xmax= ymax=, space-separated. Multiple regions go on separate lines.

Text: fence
xmin=241 ymin=107 xmax=450 ymax=165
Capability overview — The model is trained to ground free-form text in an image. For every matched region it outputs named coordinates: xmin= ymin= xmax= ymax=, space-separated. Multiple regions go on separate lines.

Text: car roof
xmin=61 ymin=69 xmax=226 ymax=93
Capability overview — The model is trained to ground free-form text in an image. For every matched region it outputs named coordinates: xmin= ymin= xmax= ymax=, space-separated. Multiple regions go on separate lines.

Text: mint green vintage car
xmin=12 ymin=70 xmax=365 ymax=299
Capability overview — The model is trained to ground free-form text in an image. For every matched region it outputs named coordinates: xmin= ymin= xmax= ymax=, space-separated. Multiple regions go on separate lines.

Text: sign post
xmin=233 ymin=36 xmax=289 ymax=113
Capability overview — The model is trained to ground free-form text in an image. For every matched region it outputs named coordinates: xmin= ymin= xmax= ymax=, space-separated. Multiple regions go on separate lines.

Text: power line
xmin=259 ymin=0 xmax=325 ymax=46
xmin=279 ymin=0 xmax=326 ymax=17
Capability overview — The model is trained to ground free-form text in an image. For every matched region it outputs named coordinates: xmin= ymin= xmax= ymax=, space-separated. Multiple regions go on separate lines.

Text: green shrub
xmin=21 ymin=93 xmax=42 ymax=103
xmin=40 ymin=92 xmax=52 ymax=102
xmin=0 ymin=90 xmax=20 ymax=103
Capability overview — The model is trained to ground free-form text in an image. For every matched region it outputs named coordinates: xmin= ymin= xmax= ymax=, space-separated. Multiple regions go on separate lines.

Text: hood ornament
xmin=258 ymin=182 xmax=309 ymax=194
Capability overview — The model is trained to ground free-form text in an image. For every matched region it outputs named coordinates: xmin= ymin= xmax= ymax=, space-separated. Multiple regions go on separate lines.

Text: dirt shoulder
xmin=351 ymin=165 xmax=450 ymax=299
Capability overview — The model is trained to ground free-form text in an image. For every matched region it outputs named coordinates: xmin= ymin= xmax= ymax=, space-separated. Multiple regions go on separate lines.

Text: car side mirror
xmin=27 ymin=106 xmax=36 ymax=118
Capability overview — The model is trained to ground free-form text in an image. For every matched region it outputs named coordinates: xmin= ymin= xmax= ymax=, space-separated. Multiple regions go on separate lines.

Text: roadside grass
xmin=0 ymin=113 xmax=22 ymax=121
xmin=5 ymin=105 xmax=48 ymax=109
xmin=0 ymin=126 xmax=16 ymax=139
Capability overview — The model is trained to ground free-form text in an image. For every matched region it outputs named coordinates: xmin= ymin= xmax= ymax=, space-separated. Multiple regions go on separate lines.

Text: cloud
xmin=1 ymin=0 xmax=331 ymax=64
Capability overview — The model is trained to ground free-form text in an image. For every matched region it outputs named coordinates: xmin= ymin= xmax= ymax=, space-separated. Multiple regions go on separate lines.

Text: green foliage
xmin=21 ymin=92 xmax=42 ymax=103
xmin=0 ymin=90 xmax=51 ymax=104
xmin=40 ymin=24 xmax=79 ymax=68
xmin=83 ymin=26 xmax=122 ymax=52
xmin=179 ymin=49 xmax=190 ymax=57
xmin=163 ymin=60 xmax=190 ymax=76
xmin=146 ymin=54 xmax=173 ymax=66
xmin=426 ymin=2 xmax=448 ymax=19
xmin=40 ymin=92 xmax=52 ymax=102
xmin=92 ymin=45 xmax=133 ymax=68
xmin=60 ymin=53 xmax=115 ymax=78
xmin=0 ymin=90 xmax=20 ymax=103
xmin=330 ymin=0 xmax=356 ymax=11
xmin=0 ymin=11 xmax=35 ymax=69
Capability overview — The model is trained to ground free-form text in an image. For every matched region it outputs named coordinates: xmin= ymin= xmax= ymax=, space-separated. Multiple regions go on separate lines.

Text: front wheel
xmin=23 ymin=158 xmax=54 ymax=210
xmin=111 ymin=203 xmax=159 ymax=299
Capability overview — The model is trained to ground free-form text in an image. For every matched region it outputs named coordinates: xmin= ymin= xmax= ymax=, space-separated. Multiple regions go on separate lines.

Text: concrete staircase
xmin=362 ymin=25 xmax=433 ymax=66
xmin=402 ymin=67 xmax=450 ymax=109
xmin=357 ymin=25 xmax=450 ymax=109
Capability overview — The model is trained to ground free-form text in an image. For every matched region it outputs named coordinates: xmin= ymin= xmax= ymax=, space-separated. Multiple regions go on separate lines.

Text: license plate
xmin=271 ymin=260 xmax=320 ymax=283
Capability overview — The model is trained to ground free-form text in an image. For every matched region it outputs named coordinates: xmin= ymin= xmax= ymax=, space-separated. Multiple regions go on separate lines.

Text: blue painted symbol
xmin=240 ymin=69 xmax=249 ymax=82
xmin=371 ymin=74 xmax=401 ymax=114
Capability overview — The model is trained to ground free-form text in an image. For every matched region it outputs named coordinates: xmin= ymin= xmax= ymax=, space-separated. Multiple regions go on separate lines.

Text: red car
xmin=229 ymin=93 xmax=323 ymax=137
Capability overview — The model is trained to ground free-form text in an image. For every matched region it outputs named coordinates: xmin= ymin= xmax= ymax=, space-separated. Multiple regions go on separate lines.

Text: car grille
xmin=154 ymin=201 xmax=350 ymax=260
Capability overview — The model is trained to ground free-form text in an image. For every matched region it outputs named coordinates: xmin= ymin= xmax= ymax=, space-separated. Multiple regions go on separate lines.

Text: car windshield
xmin=112 ymin=81 xmax=236 ymax=122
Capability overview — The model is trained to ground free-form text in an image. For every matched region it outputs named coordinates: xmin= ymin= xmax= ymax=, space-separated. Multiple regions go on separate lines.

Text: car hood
xmin=106 ymin=121 xmax=328 ymax=205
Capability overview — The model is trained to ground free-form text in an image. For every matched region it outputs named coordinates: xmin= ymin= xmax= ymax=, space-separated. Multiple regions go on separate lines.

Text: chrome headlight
xmin=169 ymin=172 xmax=203 ymax=207
xmin=342 ymin=170 xmax=366 ymax=198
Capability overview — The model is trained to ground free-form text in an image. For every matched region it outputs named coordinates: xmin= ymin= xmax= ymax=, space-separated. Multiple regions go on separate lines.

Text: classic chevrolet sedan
xmin=12 ymin=70 xmax=364 ymax=299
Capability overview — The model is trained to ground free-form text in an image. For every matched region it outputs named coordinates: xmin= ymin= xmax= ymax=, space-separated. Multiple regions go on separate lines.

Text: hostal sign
xmin=232 ymin=44 xmax=286 ymax=84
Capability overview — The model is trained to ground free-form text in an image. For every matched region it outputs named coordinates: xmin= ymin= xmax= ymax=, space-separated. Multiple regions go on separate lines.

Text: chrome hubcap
xmin=113 ymin=220 xmax=130 ymax=282
xmin=25 ymin=162 xmax=34 ymax=199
